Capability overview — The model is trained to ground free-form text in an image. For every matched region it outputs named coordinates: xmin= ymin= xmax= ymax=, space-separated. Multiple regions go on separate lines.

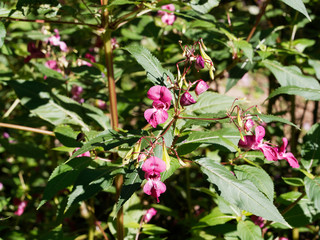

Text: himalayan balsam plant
xmin=0 ymin=1 xmax=319 ymax=240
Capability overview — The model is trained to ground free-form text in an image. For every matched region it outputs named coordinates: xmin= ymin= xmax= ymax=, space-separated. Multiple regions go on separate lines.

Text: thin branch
xmin=80 ymin=0 xmax=101 ymax=25
xmin=1 ymin=17 xmax=100 ymax=28
xmin=0 ymin=122 xmax=55 ymax=136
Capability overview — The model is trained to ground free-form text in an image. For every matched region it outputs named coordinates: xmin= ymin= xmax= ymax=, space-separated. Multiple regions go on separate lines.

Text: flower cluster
xmin=238 ymin=126 xmax=299 ymax=168
xmin=142 ymin=156 xmax=166 ymax=203
xmin=46 ymin=29 xmax=68 ymax=52
xmin=144 ymin=86 xmax=172 ymax=128
xmin=158 ymin=4 xmax=176 ymax=25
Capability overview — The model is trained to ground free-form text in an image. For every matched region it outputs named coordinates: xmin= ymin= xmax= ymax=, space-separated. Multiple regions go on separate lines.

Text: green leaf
xmin=33 ymin=62 xmax=63 ymax=79
xmin=177 ymin=126 xmax=240 ymax=154
xmin=234 ymin=165 xmax=274 ymax=201
xmin=141 ymin=224 xmax=168 ymax=235
xmin=226 ymin=66 xmax=247 ymax=93
xmin=256 ymin=113 xmax=299 ymax=129
xmin=308 ymin=59 xmax=320 ymax=79
xmin=0 ymin=22 xmax=6 ymax=48
xmin=304 ymin=177 xmax=320 ymax=211
xmin=281 ymin=0 xmax=311 ymax=21
xmin=197 ymin=207 xmax=235 ymax=228
xmin=54 ymin=125 xmax=82 ymax=148
xmin=301 ymin=123 xmax=320 ymax=169
xmin=235 ymin=40 xmax=253 ymax=63
xmin=186 ymin=92 xmax=239 ymax=115
xmin=124 ymin=45 xmax=174 ymax=86
xmin=38 ymin=157 xmax=92 ymax=209
xmin=161 ymin=157 xmax=180 ymax=182
xmin=196 ymin=159 xmax=290 ymax=227
xmin=267 ymin=86 xmax=320 ymax=101
xmin=115 ymin=163 xmax=144 ymax=216
xmin=67 ymin=168 xmax=115 ymax=209
xmin=282 ymin=177 xmax=305 ymax=187
xmin=262 ymin=60 xmax=320 ymax=89
xmin=189 ymin=0 xmax=220 ymax=14
xmin=69 ymin=130 xmax=141 ymax=161
xmin=237 ymin=221 xmax=263 ymax=240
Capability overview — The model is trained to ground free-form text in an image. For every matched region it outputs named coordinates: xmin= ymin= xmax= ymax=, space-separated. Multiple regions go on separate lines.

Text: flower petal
xmin=142 ymin=156 xmax=166 ymax=173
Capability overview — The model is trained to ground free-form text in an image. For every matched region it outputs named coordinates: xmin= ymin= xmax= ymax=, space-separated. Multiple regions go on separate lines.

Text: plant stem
xmin=2 ymin=99 xmax=20 ymax=119
xmin=101 ymin=1 xmax=123 ymax=239
xmin=0 ymin=122 xmax=54 ymax=136
xmin=0 ymin=17 xmax=99 ymax=28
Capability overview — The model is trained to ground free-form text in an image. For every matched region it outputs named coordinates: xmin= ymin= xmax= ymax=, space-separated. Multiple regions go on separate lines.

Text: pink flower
xmin=251 ymin=215 xmax=265 ymax=228
xmin=73 ymin=147 xmax=90 ymax=157
xmin=47 ymin=29 xmax=68 ymax=52
xmin=244 ymin=119 xmax=255 ymax=132
xmin=95 ymin=99 xmax=107 ymax=110
xmin=195 ymin=56 xmax=205 ymax=71
xmin=71 ymin=85 xmax=84 ymax=104
xmin=3 ymin=132 xmax=10 ymax=139
xmin=144 ymin=86 xmax=172 ymax=128
xmin=0 ymin=182 xmax=3 ymax=191
xmin=142 ymin=157 xmax=167 ymax=203
xmin=238 ymin=126 xmax=278 ymax=161
xmin=144 ymin=208 xmax=157 ymax=223
xmin=14 ymin=200 xmax=27 ymax=216
xmin=45 ymin=60 xmax=61 ymax=72
xmin=195 ymin=80 xmax=209 ymax=96
xmin=277 ymin=138 xmax=299 ymax=168
xmin=180 ymin=92 xmax=196 ymax=106
xmin=158 ymin=4 xmax=176 ymax=25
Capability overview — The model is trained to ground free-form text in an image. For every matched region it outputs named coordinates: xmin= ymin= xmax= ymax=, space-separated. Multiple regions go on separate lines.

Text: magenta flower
xmin=142 ymin=156 xmax=167 ymax=203
xmin=3 ymin=132 xmax=10 ymax=139
xmin=71 ymin=85 xmax=84 ymax=104
xmin=14 ymin=199 xmax=27 ymax=216
xmin=0 ymin=182 xmax=3 ymax=191
xmin=45 ymin=60 xmax=61 ymax=72
xmin=244 ymin=119 xmax=255 ymax=132
xmin=158 ymin=4 xmax=176 ymax=25
xmin=47 ymin=29 xmax=68 ymax=52
xmin=195 ymin=56 xmax=205 ymax=71
xmin=251 ymin=215 xmax=265 ymax=228
xmin=73 ymin=147 xmax=90 ymax=157
xmin=238 ymin=126 xmax=278 ymax=161
xmin=144 ymin=86 xmax=172 ymax=128
xmin=24 ymin=42 xmax=46 ymax=63
xmin=180 ymin=92 xmax=196 ymax=106
xmin=144 ymin=207 xmax=157 ymax=223
xmin=195 ymin=80 xmax=209 ymax=96
xmin=95 ymin=99 xmax=107 ymax=110
xmin=277 ymin=138 xmax=299 ymax=168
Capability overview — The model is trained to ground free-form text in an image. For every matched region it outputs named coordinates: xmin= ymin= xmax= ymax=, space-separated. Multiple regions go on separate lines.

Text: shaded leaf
xmin=196 ymin=159 xmax=290 ymax=227
xmin=0 ymin=22 xmax=6 ymax=48
xmin=282 ymin=177 xmax=304 ymax=187
xmin=301 ymin=123 xmax=320 ymax=169
xmin=256 ymin=113 xmax=299 ymax=129
xmin=267 ymin=86 xmax=320 ymax=101
xmin=197 ymin=207 xmax=235 ymax=228
xmin=304 ymin=177 xmax=320 ymax=211
xmin=189 ymin=0 xmax=220 ymax=14
xmin=54 ymin=125 xmax=82 ymax=148
xmin=226 ymin=66 xmax=247 ymax=93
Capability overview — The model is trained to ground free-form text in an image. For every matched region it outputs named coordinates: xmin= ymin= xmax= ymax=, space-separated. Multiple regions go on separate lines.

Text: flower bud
xmin=195 ymin=80 xmax=209 ymax=96
xmin=244 ymin=119 xmax=255 ymax=132
xmin=195 ymin=56 xmax=205 ymax=71
xmin=180 ymin=92 xmax=196 ymax=106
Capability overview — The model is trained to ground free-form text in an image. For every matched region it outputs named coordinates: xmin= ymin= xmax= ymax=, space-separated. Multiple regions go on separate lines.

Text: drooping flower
xmin=195 ymin=80 xmax=209 ymax=96
xmin=71 ymin=85 xmax=84 ymax=104
xmin=158 ymin=4 xmax=176 ymax=25
xmin=195 ymin=56 xmax=205 ymax=71
xmin=142 ymin=156 xmax=167 ymax=203
xmin=144 ymin=86 xmax=172 ymax=128
xmin=238 ymin=126 xmax=278 ymax=161
xmin=144 ymin=207 xmax=157 ymax=223
xmin=180 ymin=92 xmax=196 ymax=106
xmin=276 ymin=138 xmax=299 ymax=168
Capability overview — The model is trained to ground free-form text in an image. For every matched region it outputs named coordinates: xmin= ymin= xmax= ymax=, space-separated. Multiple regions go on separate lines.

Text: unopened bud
xmin=195 ymin=56 xmax=205 ymax=71
xmin=162 ymin=142 xmax=171 ymax=170
xmin=180 ymin=92 xmax=196 ymax=106
xmin=195 ymin=80 xmax=209 ymax=96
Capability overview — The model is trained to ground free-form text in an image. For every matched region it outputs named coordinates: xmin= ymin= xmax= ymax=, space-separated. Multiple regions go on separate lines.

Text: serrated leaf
xmin=267 ymin=85 xmax=320 ymax=101
xmin=234 ymin=165 xmax=274 ymax=201
xmin=66 ymin=168 xmax=115 ymax=209
xmin=0 ymin=22 xmax=6 ymax=48
xmin=176 ymin=126 xmax=240 ymax=154
xmin=237 ymin=221 xmax=263 ymax=240
xmin=38 ymin=157 xmax=92 ymax=209
xmin=281 ymin=0 xmax=311 ymax=21
xmin=186 ymin=92 xmax=239 ymax=115
xmin=124 ymin=45 xmax=174 ymax=86
xmin=263 ymin=60 xmax=320 ymax=89
xmin=256 ymin=113 xmax=299 ymax=129
xmin=304 ymin=177 xmax=320 ymax=211
xmin=189 ymin=0 xmax=220 ymax=14
xmin=69 ymin=130 xmax=141 ymax=161
xmin=282 ymin=177 xmax=304 ymax=187
xmin=115 ymin=163 xmax=144 ymax=216
xmin=196 ymin=159 xmax=290 ymax=227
